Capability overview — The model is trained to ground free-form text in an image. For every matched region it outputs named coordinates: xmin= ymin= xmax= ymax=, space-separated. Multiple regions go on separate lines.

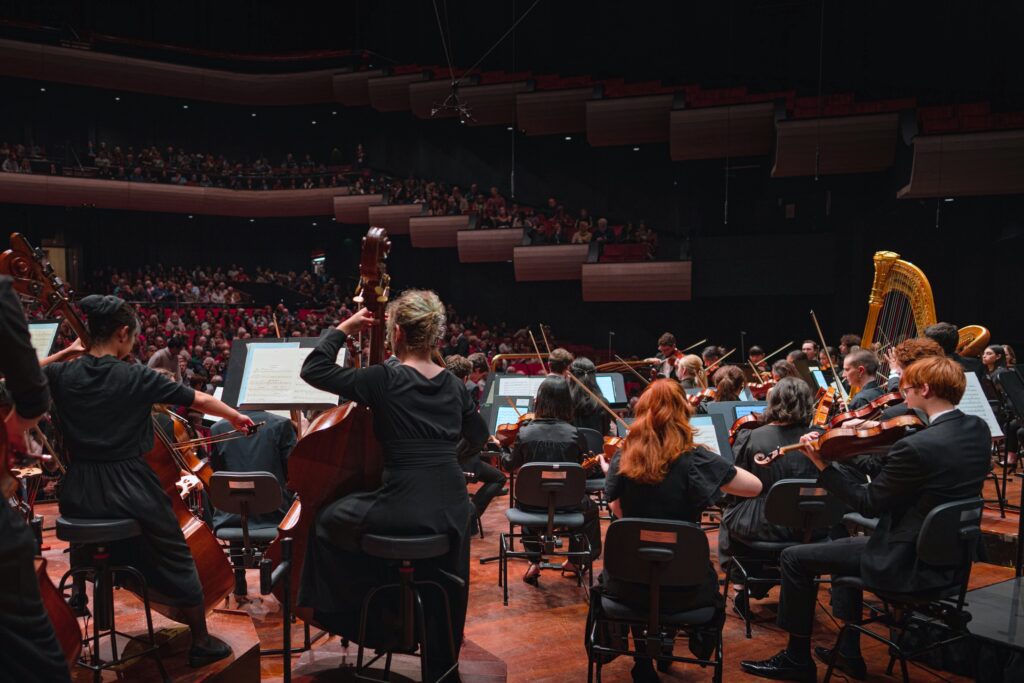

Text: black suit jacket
xmin=818 ymin=409 xmax=991 ymax=594
xmin=211 ymin=411 xmax=296 ymax=530
xmin=848 ymin=379 xmax=885 ymax=410
xmin=954 ymin=353 xmax=986 ymax=384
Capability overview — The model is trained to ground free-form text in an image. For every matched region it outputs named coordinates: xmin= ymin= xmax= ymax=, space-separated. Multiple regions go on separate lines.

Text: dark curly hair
xmin=79 ymin=294 xmax=140 ymax=343
xmin=763 ymin=377 xmax=814 ymax=426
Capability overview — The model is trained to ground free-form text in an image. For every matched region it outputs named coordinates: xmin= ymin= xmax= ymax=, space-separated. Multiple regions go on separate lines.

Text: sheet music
xmin=238 ymin=344 xmax=347 ymax=409
xmin=958 ymin=372 xmax=1003 ymax=438
xmin=497 ymin=376 xmax=545 ymax=397
xmin=28 ymin=322 xmax=60 ymax=363
xmin=202 ymin=387 xmax=290 ymax=423
xmin=691 ymin=419 xmax=719 ymax=455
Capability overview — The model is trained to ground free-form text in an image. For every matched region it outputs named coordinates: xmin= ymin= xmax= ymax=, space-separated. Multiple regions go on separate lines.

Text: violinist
xmin=701 ymin=345 xmax=723 ymax=372
xmin=569 ymin=357 xmax=612 ymax=435
xmin=719 ymin=378 xmax=824 ymax=619
xmin=817 ymin=346 xmax=837 ymax=372
xmin=43 ymin=295 xmax=254 ymax=668
xmin=982 ymin=344 xmax=1019 ymax=469
xmin=800 ymin=340 xmax=819 ymax=361
xmin=297 ymin=290 xmax=487 ymax=679
xmin=710 ymin=365 xmax=745 ymax=402
xmin=842 ymin=348 xmax=884 ymax=409
xmin=502 ymin=377 xmax=600 ymax=585
xmin=771 ymin=359 xmax=798 ymax=382
xmin=837 ymin=334 xmax=861 ymax=358
xmin=0 ymin=275 xmax=73 ymax=682
xmin=547 ymin=347 xmax=574 ymax=377
xmin=748 ymin=345 xmax=768 ymax=373
xmin=742 ymin=357 xmax=992 ymax=682
xmin=649 ymin=332 xmax=683 ymax=379
xmin=677 ymin=354 xmax=707 ymax=390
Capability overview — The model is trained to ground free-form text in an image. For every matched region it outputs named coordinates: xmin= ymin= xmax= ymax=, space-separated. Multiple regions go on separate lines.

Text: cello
xmin=265 ymin=227 xmax=391 ymax=620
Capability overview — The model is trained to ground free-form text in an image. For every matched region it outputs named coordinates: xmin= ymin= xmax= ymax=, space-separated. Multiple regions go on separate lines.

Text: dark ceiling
xmin=1 ymin=0 xmax=1022 ymax=106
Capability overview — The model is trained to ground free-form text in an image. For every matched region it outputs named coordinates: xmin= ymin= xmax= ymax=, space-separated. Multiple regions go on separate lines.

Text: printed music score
xmin=239 ymin=344 xmax=347 ymax=409
xmin=957 ymin=372 xmax=1004 ymax=439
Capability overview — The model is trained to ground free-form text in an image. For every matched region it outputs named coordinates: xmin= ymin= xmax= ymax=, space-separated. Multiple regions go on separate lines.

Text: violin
xmin=495 ymin=412 xmax=535 ymax=449
xmin=828 ymin=391 xmax=903 ymax=429
xmin=688 ymin=387 xmax=715 ymax=407
xmin=602 ymin=436 xmax=624 ymax=460
xmin=811 ymin=387 xmax=838 ymax=428
xmin=265 ymin=227 xmax=391 ymax=623
xmin=754 ymin=414 xmax=924 ymax=466
xmin=747 ymin=378 xmax=776 ymax=400
xmin=729 ymin=412 xmax=765 ymax=444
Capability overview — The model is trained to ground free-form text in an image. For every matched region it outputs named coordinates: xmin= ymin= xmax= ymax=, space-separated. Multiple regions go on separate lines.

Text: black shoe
xmin=740 ymin=650 xmax=816 ymax=682
xmin=732 ymin=591 xmax=751 ymax=621
xmin=522 ymin=563 xmax=541 ymax=586
xmin=189 ymin=636 xmax=232 ymax=668
xmin=630 ymin=660 xmax=660 ymax=683
xmin=814 ymin=646 xmax=867 ymax=680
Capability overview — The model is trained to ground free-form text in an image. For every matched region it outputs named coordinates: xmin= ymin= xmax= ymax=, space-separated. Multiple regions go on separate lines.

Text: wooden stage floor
xmin=37 ymin=471 xmax=1022 ymax=682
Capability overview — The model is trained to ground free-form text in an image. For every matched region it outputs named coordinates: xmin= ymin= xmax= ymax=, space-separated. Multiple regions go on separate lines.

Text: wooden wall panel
xmin=513 ymin=245 xmax=589 ymax=281
xmin=367 ymin=203 xmax=424 ymax=235
xmin=516 ymin=87 xmax=593 ymax=136
xmin=332 ymin=69 xmax=384 ymax=106
xmin=457 ymin=229 xmax=524 ymax=262
xmin=333 ymin=194 xmax=383 ymax=224
xmin=409 ymin=215 xmax=470 ymax=248
xmin=898 ymin=130 xmax=1024 ymax=198
xmin=368 ymin=73 xmax=426 ymax=112
xmin=582 ymin=261 xmax=692 ymax=301
xmin=0 ymin=174 xmax=345 ymax=216
xmin=586 ymin=95 xmax=674 ymax=147
xmin=0 ymin=38 xmax=337 ymax=105
xmin=670 ymin=103 xmax=775 ymax=161
xmin=772 ymin=113 xmax=899 ymax=177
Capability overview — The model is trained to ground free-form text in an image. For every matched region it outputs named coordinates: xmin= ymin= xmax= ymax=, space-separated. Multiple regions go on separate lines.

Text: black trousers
xmin=462 ymin=454 xmax=507 ymax=520
xmin=777 ymin=536 xmax=866 ymax=637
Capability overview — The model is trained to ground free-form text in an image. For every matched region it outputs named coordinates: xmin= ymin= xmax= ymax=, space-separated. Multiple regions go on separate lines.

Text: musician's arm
xmin=300 ymin=328 xmax=376 ymax=403
xmin=818 ymin=440 xmax=923 ymax=518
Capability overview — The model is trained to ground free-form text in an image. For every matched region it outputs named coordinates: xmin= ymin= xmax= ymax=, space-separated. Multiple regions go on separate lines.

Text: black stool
xmin=355 ymin=533 xmax=460 ymax=683
xmin=56 ymin=516 xmax=168 ymax=683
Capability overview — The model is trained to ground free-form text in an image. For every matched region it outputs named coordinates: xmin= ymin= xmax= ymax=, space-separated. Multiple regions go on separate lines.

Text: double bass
xmin=265 ymin=227 xmax=391 ymax=621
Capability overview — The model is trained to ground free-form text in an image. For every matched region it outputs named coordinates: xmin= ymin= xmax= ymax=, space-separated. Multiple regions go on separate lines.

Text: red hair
xmin=620 ymin=380 xmax=696 ymax=484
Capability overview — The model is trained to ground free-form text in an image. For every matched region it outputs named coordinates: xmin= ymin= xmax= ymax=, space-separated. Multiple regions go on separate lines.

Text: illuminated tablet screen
xmin=811 ymin=368 xmax=830 ymax=389
xmin=690 ymin=414 xmax=719 ymax=455
xmin=493 ymin=405 xmax=522 ymax=429
xmin=734 ymin=405 xmax=764 ymax=420
xmin=596 ymin=375 xmax=615 ymax=402
xmin=497 ymin=376 xmax=546 ymax=397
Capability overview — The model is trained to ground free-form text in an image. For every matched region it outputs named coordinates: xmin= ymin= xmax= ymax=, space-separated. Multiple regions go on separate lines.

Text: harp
xmin=861 ymin=251 xmax=990 ymax=360
xmin=861 ymin=251 xmax=937 ymax=352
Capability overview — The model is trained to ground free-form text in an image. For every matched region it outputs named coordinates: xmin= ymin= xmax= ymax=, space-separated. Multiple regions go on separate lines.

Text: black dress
xmin=297 ymin=330 xmax=487 ymax=672
xmin=603 ymin=446 xmax=735 ymax=612
xmin=44 ymin=356 xmax=205 ymax=608
xmin=0 ymin=276 xmax=72 ymax=682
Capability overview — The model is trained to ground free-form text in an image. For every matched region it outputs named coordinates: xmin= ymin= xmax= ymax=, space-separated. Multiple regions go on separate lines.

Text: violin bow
xmin=748 ymin=360 xmax=768 ymax=386
xmin=506 ymin=397 xmax=523 ymax=418
xmin=761 ymin=340 xmax=794 ymax=365
xmin=704 ymin=348 xmax=736 ymax=374
xmin=614 ymin=354 xmax=650 ymax=386
xmin=809 ymin=310 xmax=849 ymax=408
xmin=680 ymin=338 xmax=707 ymax=354
xmin=539 ymin=324 xmax=554 ymax=357
xmin=565 ymin=371 xmax=631 ymax=432
xmin=528 ymin=330 xmax=549 ymax=374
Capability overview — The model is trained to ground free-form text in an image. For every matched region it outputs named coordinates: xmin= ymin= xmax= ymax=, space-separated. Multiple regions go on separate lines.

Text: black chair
xmin=499 ymin=462 xmax=592 ymax=606
xmin=207 ymin=471 xmax=283 ymax=599
xmin=56 ymin=516 xmax=169 ymax=683
xmin=727 ymin=479 xmax=847 ymax=638
xmin=578 ymin=427 xmax=609 ymax=512
xmin=822 ymin=497 xmax=984 ymax=683
xmin=355 ymin=533 xmax=460 ymax=683
xmin=585 ymin=519 xmax=725 ymax=683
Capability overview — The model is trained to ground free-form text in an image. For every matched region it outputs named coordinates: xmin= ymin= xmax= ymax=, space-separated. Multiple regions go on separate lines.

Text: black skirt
xmin=58 ymin=457 xmax=204 ymax=608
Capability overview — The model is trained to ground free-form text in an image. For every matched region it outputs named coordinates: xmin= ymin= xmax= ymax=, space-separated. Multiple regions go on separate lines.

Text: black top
xmin=0 ymin=276 xmax=50 ymax=419
xmin=43 ymin=355 xmax=195 ymax=461
xmin=504 ymin=417 xmax=586 ymax=470
xmin=848 ymin=379 xmax=885 ymax=410
xmin=573 ymin=404 xmax=612 ymax=436
xmin=605 ymin=445 xmax=736 ymax=523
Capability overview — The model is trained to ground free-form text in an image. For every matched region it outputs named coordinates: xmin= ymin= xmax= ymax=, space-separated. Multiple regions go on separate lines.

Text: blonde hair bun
xmin=386 ymin=289 xmax=447 ymax=353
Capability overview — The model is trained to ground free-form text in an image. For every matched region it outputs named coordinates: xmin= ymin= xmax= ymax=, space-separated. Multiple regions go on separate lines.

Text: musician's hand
xmin=798 ymin=432 xmax=827 ymax=470
xmin=598 ymin=453 xmax=610 ymax=474
xmin=230 ymin=413 xmax=256 ymax=433
xmin=885 ymin=347 xmax=902 ymax=373
xmin=338 ymin=307 xmax=378 ymax=336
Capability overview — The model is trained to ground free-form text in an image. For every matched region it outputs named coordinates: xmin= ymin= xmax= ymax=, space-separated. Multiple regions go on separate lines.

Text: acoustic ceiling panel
xmin=513 ymin=245 xmax=589 ymax=281
xmin=333 ymin=194 xmax=383 ymax=224
xmin=898 ymin=130 xmax=1024 ymax=198
xmin=367 ymin=203 xmax=424 ymax=235
xmin=669 ymin=102 xmax=775 ymax=161
xmin=409 ymin=215 xmax=470 ymax=248
xmin=516 ymin=87 xmax=593 ymax=136
xmin=585 ymin=94 xmax=674 ymax=147
xmin=582 ymin=261 xmax=692 ymax=302
xmin=772 ymin=113 xmax=899 ymax=177
xmin=332 ymin=69 xmax=384 ymax=106
xmin=368 ymin=73 xmax=426 ymax=112
xmin=457 ymin=229 xmax=524 ymax=262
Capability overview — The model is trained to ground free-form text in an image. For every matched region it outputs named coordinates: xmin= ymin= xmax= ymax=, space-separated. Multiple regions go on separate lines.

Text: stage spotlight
xmin=183 ymin=104 xmax=189 ymax=109
xmin=633 ymin=146 xmax=640 ymax=151
xmin=39 ymin=87 xmax=46 ymax=92
xmin=564 ymin=136 xmax=572 ymax=141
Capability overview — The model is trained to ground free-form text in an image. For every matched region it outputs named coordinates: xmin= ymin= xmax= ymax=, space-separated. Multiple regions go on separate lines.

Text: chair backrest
xmin=577 ymin=427 xmax=605 ymax=455
xmin=603 ymin=518 xmax=708 ymax=588
xmin=916 ymin=497 xmax=983 ymax=567
xmin=513 ymin=462 xmax=586 ymax=509
xmin=208 ymin=471 xmax=284 ymax=517
xmin=763 ymin=479 xmax=847 ymax=530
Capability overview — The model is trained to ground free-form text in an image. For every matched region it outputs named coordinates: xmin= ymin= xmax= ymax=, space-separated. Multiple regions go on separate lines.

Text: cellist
xmin=297 ymin=289 xmax=488 ymax=680
xmin=42 ymin=295 xmax=254 ymax=668
xmin=0 ymin=274 xmax=72 ymax=682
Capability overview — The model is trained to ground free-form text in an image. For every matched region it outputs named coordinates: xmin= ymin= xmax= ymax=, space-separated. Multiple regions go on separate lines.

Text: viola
xmin=729 ymin=412 xmax=765 ymax=443
xmin=811 ymin=387 xmax=838 ymax=428
xmin=494 ymin=412 xmax=535 ymax=449
xmin=265 ymin=227 xmax=391 ymax=623
xmin=754 ymin=414 xmax=924 ymax=466
xmin=828 ymin=391 xmax=903 ymax=429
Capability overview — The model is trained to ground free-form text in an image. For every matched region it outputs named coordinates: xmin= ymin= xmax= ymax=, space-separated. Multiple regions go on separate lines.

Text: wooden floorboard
xmin=37 ymin=473 xmax=1019 ymax=683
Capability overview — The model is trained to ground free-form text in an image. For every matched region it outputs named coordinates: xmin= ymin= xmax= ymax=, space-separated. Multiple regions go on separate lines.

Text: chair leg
xmin=822 ymin=625 xmax=846 ymax=683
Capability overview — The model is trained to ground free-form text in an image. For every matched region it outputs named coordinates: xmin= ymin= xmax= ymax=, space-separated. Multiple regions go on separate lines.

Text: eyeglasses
xmin=899 ymin=385 xmax=920 ymax=397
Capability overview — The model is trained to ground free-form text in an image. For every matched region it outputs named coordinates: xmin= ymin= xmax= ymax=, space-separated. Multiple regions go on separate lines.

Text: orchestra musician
xmin=43 ymin=295 xmax=254 ymax=668
xmin=710 ymin=366 xmax=745 ymax=403
xmin=0 ymin=276 xmax=73 ymax=683
xmin=719 ymin=378 xmax=823 ymax=619
xmin=982 ymin=344 xmax=1019 ymax=469
xmin=599 ymin=380 xmax=761 ymax=680
xmin=800 ymin=340 xmax=819 ymax=361
xmin=701 ymin=345 xmax=723 ymax=371
xmin=569 ymin=357 xmax=613 ymax=436
xmin=837 ymin=334 xmax=861 ymax=358
xmin=842 ymin=348 xmax=885 ymax=409
xmin=924 ymin=322 xmax=985 ymax=382
xmin=771 ymin=359 xmax=798 ymax=382
xmin=547 ymin=347 xmax=574 ymax=377
xmin=648 ymin=332 xmax=683 ymax=379
xmin=297 ymin=290 xmax=487 ymax=679
xmin=502 ymin=377 xmax=601 ymax=585
xmin=677 ymin=354 xmax=707 ymax=390
xmin=741 ymin=357 xmax=991 ymax=682
xmin=748 ymin=345 xmax=768 ymax=373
